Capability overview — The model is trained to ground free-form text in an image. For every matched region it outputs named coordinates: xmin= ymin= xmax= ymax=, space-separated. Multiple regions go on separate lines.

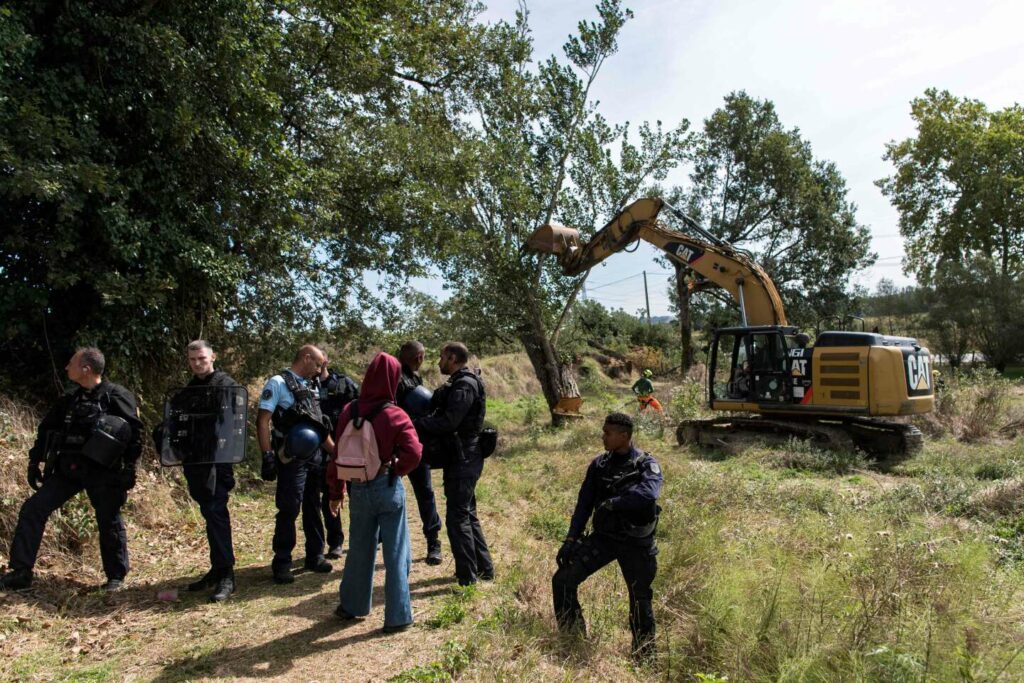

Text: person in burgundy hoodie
xmin=327 ymin=352 xmax=422 ymax=633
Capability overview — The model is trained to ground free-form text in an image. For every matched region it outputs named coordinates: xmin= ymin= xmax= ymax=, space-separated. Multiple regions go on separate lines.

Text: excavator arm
xmin=525 ymin=197 xmax=787 ymax=327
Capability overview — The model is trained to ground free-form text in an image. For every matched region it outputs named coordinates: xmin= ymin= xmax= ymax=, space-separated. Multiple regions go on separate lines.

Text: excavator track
xmin=677 ymin=415 xmax=923 ymax=465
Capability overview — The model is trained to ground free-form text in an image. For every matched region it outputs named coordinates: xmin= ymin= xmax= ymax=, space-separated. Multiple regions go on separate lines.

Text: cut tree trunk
xmin=519 ymin=329 xmax=578 ymax=427
xmin=676 ymin=264 xmax=695 ymax=372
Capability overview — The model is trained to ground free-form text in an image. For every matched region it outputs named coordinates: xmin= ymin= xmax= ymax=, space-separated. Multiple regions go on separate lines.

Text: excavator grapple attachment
xmin=524 ymin=223 xmax=582 ymax=256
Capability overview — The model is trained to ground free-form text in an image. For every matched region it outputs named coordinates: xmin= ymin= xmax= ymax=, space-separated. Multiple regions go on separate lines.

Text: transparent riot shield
xmin=160 ymin=386 xmax=248 ymax=466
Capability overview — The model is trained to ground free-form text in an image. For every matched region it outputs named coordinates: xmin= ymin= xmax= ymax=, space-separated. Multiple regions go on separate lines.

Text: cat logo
xmin=791 ymin=359 xmax=808 ymax=376
xmin=906 ymin=353 xmax=932 ymax=391
xmin=675 ymin=245 xmax=696 ymax=262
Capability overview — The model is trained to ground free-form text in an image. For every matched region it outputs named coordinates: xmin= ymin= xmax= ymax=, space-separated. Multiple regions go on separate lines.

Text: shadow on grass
xmin=148 ymin=616 xmax=380 ymax=681
xmin=5 ymin=562 xmax=343 ymax=618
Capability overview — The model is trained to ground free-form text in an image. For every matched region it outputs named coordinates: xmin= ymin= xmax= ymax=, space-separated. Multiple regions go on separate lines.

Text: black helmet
xmin=404 ymin=385 xmax=434 ymax=418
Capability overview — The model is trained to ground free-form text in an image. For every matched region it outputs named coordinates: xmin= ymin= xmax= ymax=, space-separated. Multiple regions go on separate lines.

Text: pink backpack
xmin=334 ymin=401 xmax=394 ymax=482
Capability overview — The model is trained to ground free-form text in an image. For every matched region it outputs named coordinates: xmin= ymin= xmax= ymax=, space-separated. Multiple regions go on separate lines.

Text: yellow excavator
xmin=526 ymin=197 xmax=933 ymax=459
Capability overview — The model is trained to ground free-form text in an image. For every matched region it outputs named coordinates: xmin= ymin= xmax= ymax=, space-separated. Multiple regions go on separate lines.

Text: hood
xmin=359 ymin=352 xmax=401 ymax=405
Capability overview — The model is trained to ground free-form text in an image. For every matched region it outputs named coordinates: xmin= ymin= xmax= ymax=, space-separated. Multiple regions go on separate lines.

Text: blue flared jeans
xmin=338 ymin=475 xmax=413 ymax=628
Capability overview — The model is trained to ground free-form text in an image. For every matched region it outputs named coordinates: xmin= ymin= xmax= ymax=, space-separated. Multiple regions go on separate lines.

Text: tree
xmin=679 ymin=92 xmax=875 ymax=338
xmin=878 ymin=89 xmax=1024 ymax=286
xmin=0 ymin=0 xmax=493 ymax=396
xmin=402 ymin=1 xmax=689 ymax=422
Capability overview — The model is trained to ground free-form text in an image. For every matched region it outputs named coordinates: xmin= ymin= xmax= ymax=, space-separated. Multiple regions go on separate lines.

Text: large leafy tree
xmin=878 ymin=89 xmax=1024 ymax=284
xmin=678 ymin=92 xmax=875 ymax=340
xmin=879 ymin=90 xmax=1024 ymax=372
xmin=0 ymin=0 xmax=490 ymax=397
xmin=398 ymin=1 xmax=689 ymax=421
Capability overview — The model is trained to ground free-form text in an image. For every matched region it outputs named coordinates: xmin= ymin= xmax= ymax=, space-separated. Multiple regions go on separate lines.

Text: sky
xmin=374 ymin=0 xmax=1024 ymax=317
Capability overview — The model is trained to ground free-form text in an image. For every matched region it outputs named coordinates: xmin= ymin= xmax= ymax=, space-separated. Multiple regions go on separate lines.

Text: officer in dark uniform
xmin=1 ymin=348 xmax=142 ymax=591
xmin=415 ymin=342 xmax=493 ymax=586
xmin=154 ymin=340 xmax=240 ymax=602
xmin=552 ymin=412 xmax=662 ymax=662
xmin=314 ymin=351 xmax=359 ymax=559
xmin=257 ymin=344 xmax=336 ymax=584
xmin=396 ymin=340 xmax=443 ymax=566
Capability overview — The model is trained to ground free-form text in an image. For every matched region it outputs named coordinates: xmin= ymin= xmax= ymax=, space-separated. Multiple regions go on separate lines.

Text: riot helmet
xmin=404 ymin=385 xmax=434 ymax=418
xmin=283 ymin=424 xmax=323 ymax=462
xmin=82 ymin=414 xmax=131 ymax=467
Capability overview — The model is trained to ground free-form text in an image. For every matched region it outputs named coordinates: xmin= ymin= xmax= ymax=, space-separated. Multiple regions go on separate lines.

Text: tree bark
xmin=676 ymin=263 xmax=695 ymax=372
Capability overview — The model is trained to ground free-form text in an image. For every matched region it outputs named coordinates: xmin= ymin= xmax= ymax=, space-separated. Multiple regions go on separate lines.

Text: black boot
xmin=210 ymin=574 xmax=235 ymax=603
xmin=0 ymin=568 xmax=33 ymax=591
xmin=425 ymin=537 xmax=442 ymax=566
xmin=303 ymin=557 xmax=333 ymax=573
xmin=188 ymin=569 xmax=216 ymax=592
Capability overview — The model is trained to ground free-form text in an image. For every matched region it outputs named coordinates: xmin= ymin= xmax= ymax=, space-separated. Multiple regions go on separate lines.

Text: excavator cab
xmin=709 ymin=326 xmax=804 ymax=406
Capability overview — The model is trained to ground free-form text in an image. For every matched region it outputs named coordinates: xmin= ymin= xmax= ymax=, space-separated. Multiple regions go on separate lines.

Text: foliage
xmin=679 ymin=91 xmax=876 ymax=329
xmin=393 ymin=1 xmax=689 ymax=418
xmin=0 ymin=0 xmax=495 ymax=397
xmin=878 ymin=89 xmax=1024 ymax=286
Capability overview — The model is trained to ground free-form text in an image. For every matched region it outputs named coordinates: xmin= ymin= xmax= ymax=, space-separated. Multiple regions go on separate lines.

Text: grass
xmin=5 ymin=367 xmax=1024 ymax=681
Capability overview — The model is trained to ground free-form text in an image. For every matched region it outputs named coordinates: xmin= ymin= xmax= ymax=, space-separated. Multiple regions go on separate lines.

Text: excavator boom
xmin=525 ymin=197 xmax=787 ymax=326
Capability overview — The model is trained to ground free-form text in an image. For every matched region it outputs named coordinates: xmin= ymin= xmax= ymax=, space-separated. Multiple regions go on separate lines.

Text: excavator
xmin=525 ymin=197 xmax=933 ymax=460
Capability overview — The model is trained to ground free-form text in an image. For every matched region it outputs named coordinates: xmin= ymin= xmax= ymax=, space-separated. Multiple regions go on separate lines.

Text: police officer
xmin=314 ymin=350 xmax=359 ymax=559
xmin=415 ymin=342 xmax=493 ymax=585
xmin=257 ymin=344 xmax=336 ymax=584
xmin=552 ymin=412 xmax=662 ymax=662
xmin=396 ymin=340 xmax=443 ymax=566
xmin=155 ymin=340 xmax=240 ymax=602
xmin=1 ymin=348 xmax=142 ymax=591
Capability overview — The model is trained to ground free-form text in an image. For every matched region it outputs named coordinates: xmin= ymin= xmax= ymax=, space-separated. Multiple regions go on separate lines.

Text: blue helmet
xmin=404 ymin=385 xmax=434 ymax=418
xmin=284 ymin=424 xmax=322 ymax=462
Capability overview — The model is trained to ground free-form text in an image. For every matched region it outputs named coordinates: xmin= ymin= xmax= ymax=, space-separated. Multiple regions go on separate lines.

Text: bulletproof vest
xmin=319 ymin=370 xmax=358 ymax=426
xmin=450 ymin=370 xmax=486 ymax=437
xmin=592 ymin=450 xmax=659 ymax=541
xmin=59 ymin=387 xmax=111 ymax=455
xmin=271 ymin=369 xmax=326 ymax=435
xmin=188 ymin=370 xmax=235 ymax=388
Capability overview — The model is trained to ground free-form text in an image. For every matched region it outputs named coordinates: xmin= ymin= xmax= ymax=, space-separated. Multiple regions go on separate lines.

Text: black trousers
xmin=407 ymin=461 xmax=442 ymax=540
xmin=443 ymin=476 xmax=492 ymax=584
xmin=184 ymin=463 xmax=235 ymax=575
xmin=9 ymin=466 xmax=129 ymax=580
xmin=316 ymin=462 xmax=344 ymax=551
xmin=272 ymin=458 xmax=326 ymax=569
xmin=552 ymin=533 xmax=657 ymax=656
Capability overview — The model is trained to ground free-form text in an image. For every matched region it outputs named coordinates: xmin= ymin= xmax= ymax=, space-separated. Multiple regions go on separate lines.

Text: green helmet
xmin=643 ymin=369 xmax=653 ymax=377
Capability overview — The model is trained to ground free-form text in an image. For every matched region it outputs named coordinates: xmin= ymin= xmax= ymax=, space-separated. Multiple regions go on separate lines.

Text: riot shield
xmin=160 ymin=386 xmax=248 ymax=466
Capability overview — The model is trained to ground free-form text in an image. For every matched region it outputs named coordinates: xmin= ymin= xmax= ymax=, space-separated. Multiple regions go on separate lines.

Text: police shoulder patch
xmin=648 ymin=461 xmax=661 ymax=475
xmin=262 ymin=388 xmax=273 ymax=400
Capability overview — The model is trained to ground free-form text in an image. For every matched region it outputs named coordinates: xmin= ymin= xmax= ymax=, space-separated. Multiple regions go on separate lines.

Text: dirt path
xmin=1 ymin=486 xmax=487 ymax=682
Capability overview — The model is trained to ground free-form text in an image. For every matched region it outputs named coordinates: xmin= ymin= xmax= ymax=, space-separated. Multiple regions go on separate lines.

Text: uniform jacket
xmin=568 ymin=446 xmax=662 ymax=541
xmin=396 ymin=364 xmax=422 ymax=411
xmin=327 ymin=353 xmax=422 ymax=502
xmin=415 ymin=367 xmax=486 ymax=479
xmin=30 ymin=380 xmax=143 ymax=466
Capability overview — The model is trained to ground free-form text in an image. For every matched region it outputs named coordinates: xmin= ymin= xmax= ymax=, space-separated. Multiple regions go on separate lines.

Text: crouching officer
xmin=1 ymin=348 xmax=142 ymax=591
xmin=552 ymin=412 xmax=662 ymax=662
xmin=257 ymin=344 xmax=336 ymax=584
xmin=314 ymin=351 xmax=359 ymax=559
xmin=154 ymin=340 xmax=240 ymax=602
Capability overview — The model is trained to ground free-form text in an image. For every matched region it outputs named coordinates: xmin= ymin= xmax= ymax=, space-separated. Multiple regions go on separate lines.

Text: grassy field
xmin=3 ymin=361 xmax=1024 ymax=681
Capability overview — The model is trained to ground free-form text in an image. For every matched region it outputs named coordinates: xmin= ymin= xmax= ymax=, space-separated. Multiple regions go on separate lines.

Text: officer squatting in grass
xmin=553 ymin=412 xmax=663 ymax=663
xmin=1 ymin=342 xmax=667 ymax=661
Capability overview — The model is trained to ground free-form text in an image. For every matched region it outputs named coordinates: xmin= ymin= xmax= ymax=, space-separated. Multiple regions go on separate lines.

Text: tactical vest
xmin=271 ymin=369 xmax=327 ymax=437
xmin=592 ymin=450 xmax=659 ymax=542
xmin=319 ymin=370 xmax=358 ymax=426
xmin=59 ymin=388 xmax=112 ymax=455
xmin=449 ymin=370 xmax=486 ymax=437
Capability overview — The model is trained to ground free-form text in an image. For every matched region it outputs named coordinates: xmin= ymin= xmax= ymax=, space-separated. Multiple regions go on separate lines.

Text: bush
xmin=916 ymin=368 xmax=1015 ymax=441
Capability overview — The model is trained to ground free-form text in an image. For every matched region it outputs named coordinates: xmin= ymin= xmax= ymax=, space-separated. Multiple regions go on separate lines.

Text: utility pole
xmin=643 ymin=270 xmax=651 ymax=326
